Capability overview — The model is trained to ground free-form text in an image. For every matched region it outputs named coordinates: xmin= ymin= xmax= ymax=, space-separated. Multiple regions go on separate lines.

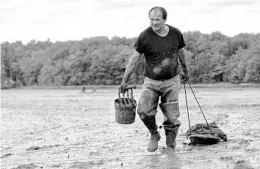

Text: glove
xmin=119 ymin=83 xmax=128 ymax=94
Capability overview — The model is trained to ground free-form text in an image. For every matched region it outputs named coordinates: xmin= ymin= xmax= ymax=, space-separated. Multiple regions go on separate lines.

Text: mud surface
xmin=1 ymin=86 xmax=260 ymax=169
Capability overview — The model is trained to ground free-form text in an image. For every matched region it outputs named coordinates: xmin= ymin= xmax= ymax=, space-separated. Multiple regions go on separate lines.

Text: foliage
xmin=1 ymin=32 xmax=260 ymax=86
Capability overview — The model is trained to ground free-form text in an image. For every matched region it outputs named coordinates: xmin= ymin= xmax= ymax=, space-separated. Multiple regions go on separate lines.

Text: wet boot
xmin=163 ymin=120 xmax=180 ymax=148
xmin=141 ymin=115 xmax=161 ymax=152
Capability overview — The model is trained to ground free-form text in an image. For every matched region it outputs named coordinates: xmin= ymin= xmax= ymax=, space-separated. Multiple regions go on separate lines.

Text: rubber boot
xmin=163 ymin=120 xmax=180 ymax=148
xmin=141 ymin=115 xmax=161 ymax=152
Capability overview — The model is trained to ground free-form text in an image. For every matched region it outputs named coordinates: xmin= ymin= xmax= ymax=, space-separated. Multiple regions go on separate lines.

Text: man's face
xmin=149 ymin=9 xmax=165 ymax=32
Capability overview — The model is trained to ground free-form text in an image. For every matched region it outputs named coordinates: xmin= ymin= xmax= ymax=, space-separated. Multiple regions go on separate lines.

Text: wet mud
xmin=1 ymin=87 xmax=260 ymax=169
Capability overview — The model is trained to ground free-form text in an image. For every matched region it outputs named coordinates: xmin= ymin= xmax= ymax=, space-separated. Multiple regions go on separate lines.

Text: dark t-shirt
xmin=134 ymin=25 xmax=186 ymax=80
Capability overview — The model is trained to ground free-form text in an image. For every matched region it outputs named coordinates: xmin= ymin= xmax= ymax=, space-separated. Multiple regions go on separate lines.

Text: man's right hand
xmin=119 ymin=83 xmax=128 ymax=94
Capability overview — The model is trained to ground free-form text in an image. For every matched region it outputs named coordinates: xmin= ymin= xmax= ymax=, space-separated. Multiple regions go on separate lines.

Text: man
xmin=119 ymin=6 xmax=189 ymax=152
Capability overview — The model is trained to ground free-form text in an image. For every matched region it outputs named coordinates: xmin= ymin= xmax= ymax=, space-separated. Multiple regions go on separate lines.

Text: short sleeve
xmin=134 ymin=33 xmax=145 ymax=54
xmin=175 ymin=29 xmax=186 ymax=49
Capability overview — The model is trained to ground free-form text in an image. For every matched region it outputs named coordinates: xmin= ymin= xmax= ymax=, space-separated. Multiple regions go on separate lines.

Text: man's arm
xmin=177 ymin=48 xmax=188 ymax=74
xmin=121 ymin=49 xmax=142 ymax=85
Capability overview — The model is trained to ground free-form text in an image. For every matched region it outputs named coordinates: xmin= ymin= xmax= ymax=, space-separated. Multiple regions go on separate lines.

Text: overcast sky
xmin=1 ymin=0 xmax=260 ymax=43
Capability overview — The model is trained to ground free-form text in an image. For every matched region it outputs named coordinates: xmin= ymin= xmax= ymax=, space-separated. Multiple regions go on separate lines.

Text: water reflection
xmin=138 ymin=147 xmax=182 ymax=169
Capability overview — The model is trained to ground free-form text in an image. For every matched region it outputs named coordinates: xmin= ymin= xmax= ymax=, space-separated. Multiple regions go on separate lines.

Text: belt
xmin=145 ymin=75 xmax=179 ymax=82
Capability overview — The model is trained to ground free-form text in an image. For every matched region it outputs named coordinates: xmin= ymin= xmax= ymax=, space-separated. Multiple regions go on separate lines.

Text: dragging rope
xmin=183 ymin=80 xmax=228 ymax=144
xmin=184 ymin=81 xmax=214 ymax=135
xmin=184 ymin=80 xmax=214 ymax=136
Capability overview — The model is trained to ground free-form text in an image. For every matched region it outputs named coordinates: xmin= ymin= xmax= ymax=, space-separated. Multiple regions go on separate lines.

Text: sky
xmin=1 ymin=0 xmax=260 ymax=43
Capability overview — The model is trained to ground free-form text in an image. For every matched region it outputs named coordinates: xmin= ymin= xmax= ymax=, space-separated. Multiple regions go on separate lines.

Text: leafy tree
xmin=2 ymin=32 xmax=260 ymax=86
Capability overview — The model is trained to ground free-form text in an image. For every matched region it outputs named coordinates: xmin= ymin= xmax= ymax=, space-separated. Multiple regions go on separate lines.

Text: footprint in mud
xmin=69 ymin=161 xmax=104 ymax=169
xmin=0 ymin=153 xmax=13 ymax=158
xmin=13 ymin=163 xmax=37 ymax=169
xmin=26 ymin=146 xmax=41 ymax=151
xmin=227 ymin=138 xmax=252 ymax=150
xmin=220 ymin=156 xmax=233 ymax=161
xmin=234 ymin=160 xmax=255 ymax=169
xmin=236 ymin=138 xmax=251 ymax=145
xmin=26 ymin=144 xmax=63 ymax=151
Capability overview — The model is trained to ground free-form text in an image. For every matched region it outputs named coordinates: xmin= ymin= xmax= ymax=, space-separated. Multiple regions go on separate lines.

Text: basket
xmin=114 ymin=86 xmax=137 ymax=124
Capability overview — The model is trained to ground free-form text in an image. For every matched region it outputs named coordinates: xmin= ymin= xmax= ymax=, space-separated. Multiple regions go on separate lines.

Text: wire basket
xmin=114 ymin=86 xmax=137 ymax=124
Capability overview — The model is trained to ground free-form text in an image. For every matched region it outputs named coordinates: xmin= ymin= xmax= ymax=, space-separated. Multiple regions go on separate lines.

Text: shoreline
xmin=5 ymin=82 xmax=260 ymax=90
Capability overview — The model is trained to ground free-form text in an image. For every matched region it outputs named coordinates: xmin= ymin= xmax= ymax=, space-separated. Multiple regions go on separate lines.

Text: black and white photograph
xmin=1 ymin=0 xmax=260 ymax=169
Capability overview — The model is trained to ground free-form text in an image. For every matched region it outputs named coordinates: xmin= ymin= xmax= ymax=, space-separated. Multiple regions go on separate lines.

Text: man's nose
xmin=151 ymin=20 xmax=158 ymax=25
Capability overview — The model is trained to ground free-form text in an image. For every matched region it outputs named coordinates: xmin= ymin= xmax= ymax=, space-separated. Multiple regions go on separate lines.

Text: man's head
xmin=148 ymin=6 xmax=167 ymax=33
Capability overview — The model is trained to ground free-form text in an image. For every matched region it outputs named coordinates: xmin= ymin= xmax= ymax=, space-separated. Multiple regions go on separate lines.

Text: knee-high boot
xmin=141 ymin=115 xmax=161 ymax=152
xmin=163 ymin=120 xmax=180 ymax=148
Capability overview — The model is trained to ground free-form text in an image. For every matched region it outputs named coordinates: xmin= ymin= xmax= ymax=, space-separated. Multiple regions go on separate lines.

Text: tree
xmin=2 ymin=33 xmax=259 ymax=86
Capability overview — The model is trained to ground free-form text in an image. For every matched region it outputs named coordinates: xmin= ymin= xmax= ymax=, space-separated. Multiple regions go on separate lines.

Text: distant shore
xmin=8 ymin=82 xmax=260 ymax=90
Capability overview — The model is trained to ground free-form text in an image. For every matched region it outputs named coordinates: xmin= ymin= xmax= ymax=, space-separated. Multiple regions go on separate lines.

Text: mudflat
xmin=1 ymin=86 xmax=260 ymax=169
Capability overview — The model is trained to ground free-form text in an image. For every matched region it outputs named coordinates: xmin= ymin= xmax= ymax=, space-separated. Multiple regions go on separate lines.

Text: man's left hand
xmin=181 ymin=72 xmax=189 ymax=82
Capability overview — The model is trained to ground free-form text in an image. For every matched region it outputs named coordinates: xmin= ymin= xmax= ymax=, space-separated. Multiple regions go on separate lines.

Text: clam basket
xmin=114 ymin=86 xmax=137 ymax=124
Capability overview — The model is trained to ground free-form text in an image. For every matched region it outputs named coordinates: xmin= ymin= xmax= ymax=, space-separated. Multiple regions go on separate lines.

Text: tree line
xmin=1 ymin=31 xmax=260 ymax=86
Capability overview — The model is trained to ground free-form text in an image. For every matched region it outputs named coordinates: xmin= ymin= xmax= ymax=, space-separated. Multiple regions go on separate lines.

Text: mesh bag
xmin=182 ymin=81 xmax=228 ymax=145
xmin=186 ymin=122 xmax=227 ymax=145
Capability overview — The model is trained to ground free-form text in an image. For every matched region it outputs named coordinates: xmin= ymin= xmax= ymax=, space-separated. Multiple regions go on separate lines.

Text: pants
xmin=137 ymin=75 xmax=181 ymax=125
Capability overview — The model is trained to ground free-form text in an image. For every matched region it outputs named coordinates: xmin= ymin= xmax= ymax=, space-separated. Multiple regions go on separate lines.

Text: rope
xmin=184 ymin=80 xmax=214 ymax=136
xmin=184 ymin=83 xmax=192 ymax=135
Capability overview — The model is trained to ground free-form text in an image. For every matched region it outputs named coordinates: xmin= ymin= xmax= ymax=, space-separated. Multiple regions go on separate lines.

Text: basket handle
xmin=118 ymin=85 xmax=136 ymax=106
xmin=125 ymin=85 xmax=136 ymax=90
xmin=118 ymin=89 xmax=127 ymax=106
xmin=118 ymin=85 xmax=136 ymax=98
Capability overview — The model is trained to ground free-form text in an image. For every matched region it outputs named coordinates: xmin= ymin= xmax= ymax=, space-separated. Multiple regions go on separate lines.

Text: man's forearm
xmin=121 ymin=53 xmax=141 ymax=84
xmin=177 ymin=48 xmax=188 ymax=73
